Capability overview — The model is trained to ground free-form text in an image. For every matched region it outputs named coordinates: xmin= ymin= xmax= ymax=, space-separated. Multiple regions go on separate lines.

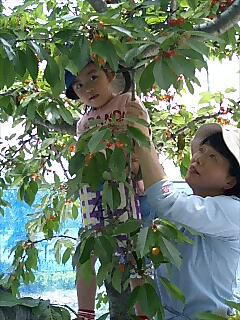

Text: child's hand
xmin=126 ymin=101 xmax=151 ymax=139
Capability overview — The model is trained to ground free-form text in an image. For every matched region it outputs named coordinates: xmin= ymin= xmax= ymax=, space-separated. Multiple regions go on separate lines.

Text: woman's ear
xmin=224 ymin=176 xmax=237 ymax=190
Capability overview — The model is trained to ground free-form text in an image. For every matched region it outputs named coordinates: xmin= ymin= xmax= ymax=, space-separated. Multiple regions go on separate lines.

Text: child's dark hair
xmin=86 ymin=60 xmax=132 ymax=93
xmin=201 ymin=132 xmax=240 ymax=198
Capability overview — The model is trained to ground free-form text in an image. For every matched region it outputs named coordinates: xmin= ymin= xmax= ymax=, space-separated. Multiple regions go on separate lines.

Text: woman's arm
xmin=126 ymin=101 xmax=167 ymax=189
xmin=135 ymin=143 xmax=167 ymax=189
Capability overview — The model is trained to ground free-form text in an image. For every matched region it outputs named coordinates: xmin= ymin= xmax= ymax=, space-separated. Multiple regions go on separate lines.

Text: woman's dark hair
xmin=201 ymin=132 xmax=240 ymax=198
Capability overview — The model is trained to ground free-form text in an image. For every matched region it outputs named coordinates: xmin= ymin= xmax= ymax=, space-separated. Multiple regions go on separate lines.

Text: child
xmin=65 ymin=61 xmax=149 ymax=320
xmin=126 ymin=102 xmax=240 ymax=319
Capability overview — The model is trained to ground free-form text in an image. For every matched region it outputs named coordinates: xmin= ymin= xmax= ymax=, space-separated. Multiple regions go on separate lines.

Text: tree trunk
xmin=0 ymin=306 xmax=33 ymax=320
xmin=105 ymin=281 xmax=132 ymax=320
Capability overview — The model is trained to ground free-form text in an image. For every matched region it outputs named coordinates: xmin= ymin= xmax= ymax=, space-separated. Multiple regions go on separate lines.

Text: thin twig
xmin=30 ymin=234 xmax=77 ymax=245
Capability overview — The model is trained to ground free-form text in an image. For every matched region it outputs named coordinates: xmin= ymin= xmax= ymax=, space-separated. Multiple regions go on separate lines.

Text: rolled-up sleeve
xmin=146 ymin=180 xmax=240 ymax=238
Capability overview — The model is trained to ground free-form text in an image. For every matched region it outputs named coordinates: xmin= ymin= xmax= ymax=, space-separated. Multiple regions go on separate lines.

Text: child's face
xmin=72 ymin=63 xmax=114 ymax=108
xmin=186 ymin=143 xmax=236 ymax=197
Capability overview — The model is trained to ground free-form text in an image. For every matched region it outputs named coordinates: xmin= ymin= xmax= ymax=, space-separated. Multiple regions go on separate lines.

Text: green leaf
xmin=68 ymin=35 xmax=90 ymax=74
xmin=114 ymin=219 xmax=141 ymax=235
xmin=44 ymin=56 xmax=60 ymax=87
xmin=95 ymin=152 xmax=108 ymax=175
xmin=88 ymin=128 xmax=110 ymax=153
xmin=102 ymin=181 xmax=121 ymax=211
xmin=187 ymin=39 xmax=209 ymax=57
xmin=127 ymin=126 xmax=150 ymax=148
xmin=125 ymin=44 xmax=152 ymax=65
xmin=186 ymin=0 xmax=198 ymax=9
xmin=159 ymin=237 xmax=182 ymax=269
xmin=0 ymin=291 xmax=18 ymax=307
xmin=44 ymin=55 xmax=64 ymax=96
xmin=94 ymin=237 xmax=112 ymax=263
xmin=224 ymin=87 xmax=236 ymax=94
xmin=29 ymin=41 xmax=47 ymax=60
xmin=24 ymin=181 xmax=38 ymax=206
xmin=62 ymin=247 xmax=72 ymax=265
xmin=54 ymin=241 xmax=62 ymax=264
xmin=172 ymin=114 xmax=185 ymax=125
xmin=72 ymin=204 xmax=79 ymax=219
xmin=0 ymin=207 xmax=4 ymax=216
xmin=14 ymin=50 xmax=26 ymax=77
xmin=167 ymin=55 xmax=195 ymax=79
xmin=0 ymin=38 xmax=16 ymax=61
xmin=82 ymin=155 xmax=104 ymax=191
xmin=96 ymin=313 xmax=110 ymax=320
xmin=41 ymin=137 xmax=55 ymax=149
xmin=139 ymin=61 xmax=155 ymax=93
xmin=18 ymin=297 xmax=41 ymax=308
xmin=25 ymin=47 xmax=39 ymax=81
xmin=25 ymin=246 xmax=38 ymax=271
xmin=0 ymin=57 xmax=15 ymax=89
xmin=112 ymin=267 xmax=122 ymax=293
xmin=144 ymin=283 xmax=163 ymax=317
xmin=198 ymin=92 xmax=213 ymax=104
xmin=69 ymin=151 xmax=85 ymax=176
xmin=128 ymin=286 xmax=141 ymax=310
xmin=96 ymin=263 xmax=112 ymax=287
xmin=130 ymin=283 xmax=161 ymax=317
xmin=153 ymin=60 xmax=177 ymax=91
xmin=79 ymin=237 xmax=95 ymax=264
xmin=136 ymin=227 xmax=149 ymax=257
xmin=225 ymin=300 xmax=240 ymax=311
xmin=27 ymin=100 xmax=37 ymax=120
xmin=92 ymin=39 xmax=119 ymax=72
xmin=125 ymin=116 xmax=149 ymax=128
xmin=109 ymin=147 xmax=126 ymax=178
xmin=159 ymin=277 xmax=185 ymax=303
xmin=177 ymin=48 xmax=205 ymax=62
xmin=111 ymin=25 xmax=133 ymax=37
xmin=58 ymin=105 xmax=74 ymax=125
xmin=185 ymin=79 xmax=194 ymax=94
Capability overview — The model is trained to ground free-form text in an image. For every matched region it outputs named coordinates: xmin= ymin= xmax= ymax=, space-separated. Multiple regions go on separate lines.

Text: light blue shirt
xmin=146 ymin=180 xmax=240 ymax=319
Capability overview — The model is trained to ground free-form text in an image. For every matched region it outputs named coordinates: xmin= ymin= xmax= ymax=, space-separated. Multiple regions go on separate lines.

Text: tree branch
xmin=30 ymin=234 xmax=77 ymax=245
xmin=142 ymin=1 xmax=240 ymax=59
xmin=195 ymin=0 xmax=240 ymax=34
xmin=172 ymin=112 xmax=220 ymax=139
xmin=33 ymin=116 xmax=76 ymax=136
xmin=170 ymin=0 xmax=177 ymax=17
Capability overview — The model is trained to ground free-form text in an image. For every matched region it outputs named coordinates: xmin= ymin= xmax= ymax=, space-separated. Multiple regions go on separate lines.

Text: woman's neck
xmin=192 ymin=187 xmax=224 ymax=197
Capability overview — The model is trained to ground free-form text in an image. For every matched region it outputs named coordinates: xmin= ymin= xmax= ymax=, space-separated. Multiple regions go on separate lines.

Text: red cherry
xmin=49 ymin=215 xmax=57 ymax=221
xmin=176 ymin=18 xmax=185 ymax=26
xmin=85 ymin=153 xmax=94 ymax=165
xmin=163 ymin=50 xmax=176 ymax=58
xmin=168 ymin=19 xmax=178 ymax=27
xmin=105 ymin=141 xmax=113 ymax=148
xmin=219 ymin=3 xmax=227 ymax=11
xmin=115 ymin=141 xmax=125 ymax=149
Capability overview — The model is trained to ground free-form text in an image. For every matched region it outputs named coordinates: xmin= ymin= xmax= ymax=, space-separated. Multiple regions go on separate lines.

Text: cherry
xmin=151 ymin=247 xmax=161 ymax=256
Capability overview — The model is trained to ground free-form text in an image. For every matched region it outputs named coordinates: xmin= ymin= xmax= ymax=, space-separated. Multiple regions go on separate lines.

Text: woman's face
xmin=186 ymin=143 xmax=236 ymax=197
